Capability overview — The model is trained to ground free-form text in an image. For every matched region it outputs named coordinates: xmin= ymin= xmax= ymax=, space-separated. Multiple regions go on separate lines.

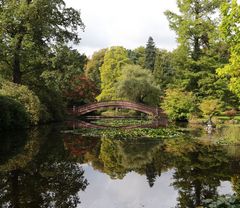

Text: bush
xmin=224 ymin=108 xmax=237 ymax=118
xmin=0 ymin=80 xmax=41 ymax=125
xmin=162 ymin=88 xmax=197 ymax=121
xmin=0 ymin=96 xmax=29 ymax=130
xmin=199 ymin=98 xmax=223 ymax=123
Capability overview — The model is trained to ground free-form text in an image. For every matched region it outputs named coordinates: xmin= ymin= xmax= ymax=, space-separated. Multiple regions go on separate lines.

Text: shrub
xmin=0 ymin=96 xmax=29 ymax=130
xmin=225 ymin=108 xmax=237 ymax=119
xmin=199 ymin=98 xmax=223 ymax=123
xmin=0 ymin=80 xmax=41 ymax=125
xmin=162 ymin=88 xmax=197 ymax=121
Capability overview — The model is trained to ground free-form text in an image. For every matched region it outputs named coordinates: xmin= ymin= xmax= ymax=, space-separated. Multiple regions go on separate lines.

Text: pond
xmin=0 ymin=119 xmax=240 ymax=208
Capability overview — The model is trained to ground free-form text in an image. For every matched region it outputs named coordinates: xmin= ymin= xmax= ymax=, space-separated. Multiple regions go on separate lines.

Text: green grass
xmin=217 ymin=116 xmax=231 ymax=121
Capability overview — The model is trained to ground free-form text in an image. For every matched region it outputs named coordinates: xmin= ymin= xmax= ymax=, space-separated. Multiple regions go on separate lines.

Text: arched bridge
xmin=68 ymin=101 xmax=167 ymax=118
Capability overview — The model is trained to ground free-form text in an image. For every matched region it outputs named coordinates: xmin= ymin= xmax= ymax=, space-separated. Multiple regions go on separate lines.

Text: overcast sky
xmin=65 ymin=0 xmax=179 ymax=56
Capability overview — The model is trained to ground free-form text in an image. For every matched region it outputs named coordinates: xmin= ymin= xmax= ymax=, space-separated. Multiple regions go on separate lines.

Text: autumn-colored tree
xmin=64 ymin=75 xmax=99 ymax=106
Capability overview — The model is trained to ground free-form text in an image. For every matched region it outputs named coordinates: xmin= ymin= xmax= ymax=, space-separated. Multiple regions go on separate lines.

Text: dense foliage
xmin=0 ymin=96 xmax=29 ymax=130
xmin=0 ymin=0 xmax=84 ymax=84
xmin=162 ymin=88 xmax=197 ymax=121
xmin=0 ymin=79 xmax=41 ymax=125
xmin=199 ymin=99 xmax=223 ymax=122
xmin=217 ymin=0 xmax=240 ymax=99
xmin=97 ymin=46 xmax=130 ymax=101
xmin=115 ymin=64 xmax=160 ymax=105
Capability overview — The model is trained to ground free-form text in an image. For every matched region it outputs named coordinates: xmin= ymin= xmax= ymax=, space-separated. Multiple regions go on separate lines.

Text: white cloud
xmin=65 ymin=0 xmax=178 ymax=56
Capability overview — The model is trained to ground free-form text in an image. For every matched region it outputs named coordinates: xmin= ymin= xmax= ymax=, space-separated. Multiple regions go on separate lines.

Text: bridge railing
xmin=69 ymin=100 xmax=166 ymax=117
xmin=74 ymin=101 xmax=162 ymax=112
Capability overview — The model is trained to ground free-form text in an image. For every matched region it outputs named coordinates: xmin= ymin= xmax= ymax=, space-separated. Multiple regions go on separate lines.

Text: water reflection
xmin=0 ymin=124 xmax=240 ymax=207
xmin=64 ymin=128 xmax=240 ymax=207
xmin=0 ymin=126 xmax=88 ymax=208
xmin=66 ymin=118 xmax=168 ymax=129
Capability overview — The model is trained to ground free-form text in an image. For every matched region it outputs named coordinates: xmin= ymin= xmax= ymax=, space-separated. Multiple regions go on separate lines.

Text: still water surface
xmin=0 ymin=121 xmax=240 ymax=208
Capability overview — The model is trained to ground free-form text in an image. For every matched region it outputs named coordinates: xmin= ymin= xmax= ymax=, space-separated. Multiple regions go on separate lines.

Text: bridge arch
xmin=69 ymin=101 xmax=167 ymax=118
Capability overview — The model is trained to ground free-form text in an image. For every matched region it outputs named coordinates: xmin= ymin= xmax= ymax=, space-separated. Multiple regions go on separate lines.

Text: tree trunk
xmin=13 ymin=36 xmax=24 ymax=84
xmin=193 ymin=36 xmax=201 ymax=61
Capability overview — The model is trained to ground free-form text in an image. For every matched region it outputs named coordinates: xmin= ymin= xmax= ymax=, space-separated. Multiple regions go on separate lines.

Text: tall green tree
xmin=85 ymin=48 xmax=107 ymax=90
xmin=128 ymin=46 xmax=146 ymax=68
xmin=97 ymin=46 xmax=130 ymax=101
xmin=153 ymin=49 xmax=174 ymax=90
xmin=165 ymin=0 xmax=221 ymax=62
xmin=217 ymin=0 xmax=240 ymax=99
xmin=145 ymin=37 xmax=156 ymax=71
xmin=164 ymin=0 xmax=233 ymax=103
xmin=0 ymin=0 xmax=84 ymax=84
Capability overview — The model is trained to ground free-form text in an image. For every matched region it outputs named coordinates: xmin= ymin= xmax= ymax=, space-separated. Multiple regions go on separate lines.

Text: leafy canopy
xmin=0 ymin=0 xmax=84 ymax=83
xmin=217 ymin=0 xmax=240 ymax=98
xmin=115 ymin=64 xmax=160 ymax=106
xmin=162 ymin=88 xmax=197 ymax=121
xmin=97 ymin=46 xmax=130 ymax=101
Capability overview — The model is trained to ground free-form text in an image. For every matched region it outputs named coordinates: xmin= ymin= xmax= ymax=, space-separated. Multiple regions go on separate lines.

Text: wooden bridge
xmin=68 ymin=101 xmax=167 ymax=118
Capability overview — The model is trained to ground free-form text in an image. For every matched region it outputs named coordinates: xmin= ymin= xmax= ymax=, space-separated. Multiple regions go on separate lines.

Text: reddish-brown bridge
xmin=69 ymin=101 xmax=167 ymax=118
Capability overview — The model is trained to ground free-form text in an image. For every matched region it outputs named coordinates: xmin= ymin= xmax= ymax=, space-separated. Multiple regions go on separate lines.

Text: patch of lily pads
xmin=62 ymin=127 xmax=184 ymax=140
xmin=91 ymin=118 xmax=152 ymax=127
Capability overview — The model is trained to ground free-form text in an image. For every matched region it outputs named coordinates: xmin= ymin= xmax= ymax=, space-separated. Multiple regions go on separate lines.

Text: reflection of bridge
xmin=66 ymin=119 xmax=168 ymax=129
xmin=68 ymin=101 xmax=167 ymax=118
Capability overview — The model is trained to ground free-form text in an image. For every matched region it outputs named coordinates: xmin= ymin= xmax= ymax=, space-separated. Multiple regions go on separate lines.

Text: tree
xmin=85 ymin=49 xmax=107 ymax=90
xmin=97 ymin=46 xmax=130 ymax=101
xmin=153 ymin=49 xmax=174 ymax=90
xmin=22 ymin=45 xmax=88 ymax=122
xmin=145 ymin=37 xmax=156 ymax=71
xmin=0 ymin=0 xmax=84 ymax=84
xmin=37 ymin=45 xmax=87 ymax=93
xmin=64 ymin=75 xmax=99 ymax=106
xmin=164 ymin=0 xmax=228 ymax=97
xmin=162 ymin=88 xmax=197 ymax=121
xmin=115 ymin=64 xmax=160 ymax=106
xmin=165 ymin=0 xmax=221 ymax=62
xmin=199 ymin=98 xmax=222 ymax=123
xmin=217 ymin=0 xmax=240 ymax=99
xmin=128 ymin=46 xmax=146 ymax=68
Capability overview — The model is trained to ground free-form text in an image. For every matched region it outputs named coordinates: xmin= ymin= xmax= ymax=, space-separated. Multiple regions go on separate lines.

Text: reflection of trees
xmin=217 ymin=126 xmax=240 ymax=144
xmin=99 ymin=137 xmax=163 ymax=181
xmin=0 ymin=130 xmax=42 ymax=172
xmin=63 ymin=131 xmax=240 ymax=206
xmin=232 ymin=175 xmax=240 ymax=199
xmin=163 ymin=138 xmax=237 ymax=208
xmin=0 ymin=163 xmax=87 ymax=208
xmin=0 ymin=126 xmax=88 ymax=208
